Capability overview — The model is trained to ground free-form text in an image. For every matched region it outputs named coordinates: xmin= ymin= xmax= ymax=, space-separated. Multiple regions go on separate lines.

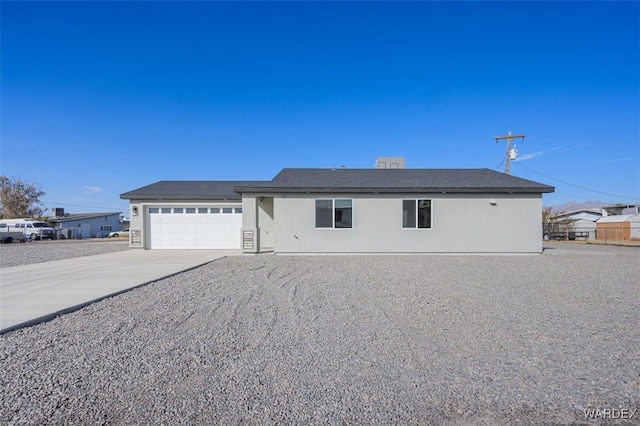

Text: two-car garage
xmin=147 ymin=205 xmax=242 ymax=249
xmin=121 ymin=180 xmax=252 ymax=250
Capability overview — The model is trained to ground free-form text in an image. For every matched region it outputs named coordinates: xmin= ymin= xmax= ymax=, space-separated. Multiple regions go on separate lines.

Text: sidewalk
xmin=0 ymin=250 xmax=238 ymax=334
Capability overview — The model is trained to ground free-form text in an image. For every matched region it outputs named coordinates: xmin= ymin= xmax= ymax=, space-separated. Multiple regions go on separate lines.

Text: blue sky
xmin=2 ymin=1 xmax=638 ymax=216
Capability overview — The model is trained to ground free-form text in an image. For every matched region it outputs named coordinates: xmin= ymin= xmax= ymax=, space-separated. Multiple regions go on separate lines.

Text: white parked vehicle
xmin=0 ymin=218 xmax=56 ymax=240
xmin=108 ymin=228 xmax=129 ymax=238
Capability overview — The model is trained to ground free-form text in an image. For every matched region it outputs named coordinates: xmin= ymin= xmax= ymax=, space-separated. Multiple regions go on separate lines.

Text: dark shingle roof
xmin=49 ymin=212 xmax=121 ymax=222
xmin=120 ymin=181 xmax=262 ymax=200
xmin=121 ymin=169 xmax=554 ymax=200
xmin=232 ymin=168 xmax=554 ymax=194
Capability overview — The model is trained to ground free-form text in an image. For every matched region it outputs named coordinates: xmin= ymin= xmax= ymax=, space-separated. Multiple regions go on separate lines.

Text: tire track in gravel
xmin=213 ymin=257 xmax=288 ymax=357
xmin=234 ymin=257 xmax=335 ymax=360
xmin=247 ymin=258 xmax=312 ymax=350
xmin=369 ymin=299 xmax=422 ymax=371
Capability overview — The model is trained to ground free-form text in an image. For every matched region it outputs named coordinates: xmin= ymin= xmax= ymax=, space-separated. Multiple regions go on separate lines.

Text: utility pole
xmin=495 ymin=131 xmax=525 ymax=174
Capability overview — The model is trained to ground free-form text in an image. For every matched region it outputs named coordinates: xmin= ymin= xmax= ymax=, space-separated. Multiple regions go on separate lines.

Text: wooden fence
xmin=596 ymin=223 xmax=631 ymax=240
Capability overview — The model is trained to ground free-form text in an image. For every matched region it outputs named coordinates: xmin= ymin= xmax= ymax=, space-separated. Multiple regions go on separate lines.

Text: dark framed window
xmin=315 ymin=199 xmax=352 ymax=229
xmin=402 ymin=199 xmax=432 ymax=229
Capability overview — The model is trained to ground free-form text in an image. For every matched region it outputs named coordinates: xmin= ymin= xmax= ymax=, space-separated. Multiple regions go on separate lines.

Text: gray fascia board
xmin=120 ymin=195 xmax=241 ymax=201
xmin=233 ymin=186 xmax=554 ymax=194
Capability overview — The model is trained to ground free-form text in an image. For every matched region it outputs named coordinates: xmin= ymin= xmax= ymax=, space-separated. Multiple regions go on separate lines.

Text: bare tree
xmin=542 ymin=207 xmax=554 ymax=228
xmin=0 ymin=176 xmax=46 ymax=219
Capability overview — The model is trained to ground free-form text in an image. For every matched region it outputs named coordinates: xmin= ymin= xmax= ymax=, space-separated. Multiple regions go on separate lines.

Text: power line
xmin=41 ymin=201 xmax=126 ymax=211
xmin=512 ymin=162 xmax=640 ymax=201
xmin=494 ymin=131 xmax=525 ymax=174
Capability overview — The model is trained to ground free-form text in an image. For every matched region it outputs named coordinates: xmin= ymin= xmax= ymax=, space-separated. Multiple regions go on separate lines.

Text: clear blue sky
xmin=2 ymin=1 xmax=638 ymax=216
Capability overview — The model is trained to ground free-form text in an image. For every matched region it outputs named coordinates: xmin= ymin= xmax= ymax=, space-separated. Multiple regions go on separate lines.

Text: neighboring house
xmin=49 ymin=211 xmax=124 ymax=239
xmin=552 ymin=208 xmax=602 ymax=222
xmin=121 ymin=168 xmax=554 ymax=254
xmin=549 ymin=208 xmax=603 ymax=239
xmin=596 ymin=215 xmax=640 ymax=241
xmin=602 ymin=204 xmax=640 ymax=216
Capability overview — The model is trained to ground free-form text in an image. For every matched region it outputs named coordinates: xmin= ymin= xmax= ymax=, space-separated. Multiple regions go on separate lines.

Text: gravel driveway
xmin=1 ymin=242 xmax=638 ymax=425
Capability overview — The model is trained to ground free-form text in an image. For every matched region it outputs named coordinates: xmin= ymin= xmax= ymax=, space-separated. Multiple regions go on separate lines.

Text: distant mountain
xmin=545 ymin=201 xmax=638 ymax=215
xmin=544 ymin=201 xmax=608 ymax=214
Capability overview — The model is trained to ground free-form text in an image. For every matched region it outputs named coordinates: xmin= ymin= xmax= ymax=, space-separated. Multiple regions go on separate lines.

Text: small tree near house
xmin=0 ymin=176 xmax=46 ymax=219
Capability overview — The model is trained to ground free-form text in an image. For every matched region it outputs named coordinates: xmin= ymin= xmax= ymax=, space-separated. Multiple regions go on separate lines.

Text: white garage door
xmin=148 ymin=206 xmax=242 ymax=249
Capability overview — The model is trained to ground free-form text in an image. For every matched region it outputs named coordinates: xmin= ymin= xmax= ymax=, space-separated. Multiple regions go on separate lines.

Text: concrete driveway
xmin=0 ymin=249 xmax=239 ymax=334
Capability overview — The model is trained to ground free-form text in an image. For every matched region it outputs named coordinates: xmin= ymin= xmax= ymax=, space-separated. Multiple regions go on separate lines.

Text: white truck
xmin=0 ymin=218 xmax=56 ymax=241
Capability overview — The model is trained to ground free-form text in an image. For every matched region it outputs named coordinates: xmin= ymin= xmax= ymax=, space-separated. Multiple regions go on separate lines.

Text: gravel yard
xmin=1 ymin=242 xmax=638 ymax=425
xmin=0 ymin=239 xmax=129 ymax=268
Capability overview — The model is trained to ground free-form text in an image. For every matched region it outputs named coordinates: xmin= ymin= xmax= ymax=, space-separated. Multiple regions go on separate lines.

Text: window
xmin=315 ymin=199 xmax=352 ymax=229
xmin=235 ymin=207 xmax=243 ymax=213
xmin=222 ymin=207 xmax=233 ymax=213
xmin=402 ymin=199 xmax=432 ymax=229
xmin=149 ymin=208 xmax=159 ymax=213
xmin=315 ymin=200 xmax=333 ymax=227
xmin=174 ymin=208 xmax=183 ymax=213
xmin=100 ymin=226 xmax=112 ymax=231
xmin=211 ymin=208 xmax=220 ymax=214
xmin=161 ymin=208 xmax=171 ymax=214
xmin=198 ymin=208 xmax=208 ymax=213
xmin=186 ymin=208 xmax=196 ymax=213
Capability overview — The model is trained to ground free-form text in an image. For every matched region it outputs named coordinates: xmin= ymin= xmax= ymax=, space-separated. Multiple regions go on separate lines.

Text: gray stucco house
xmin=121 ymin=168 xmax=554 ymax=253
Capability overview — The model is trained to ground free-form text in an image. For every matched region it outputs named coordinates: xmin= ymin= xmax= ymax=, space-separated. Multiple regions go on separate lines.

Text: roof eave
xmin=120 ymin=194 xmax=241 ymax=201
xmin=233 ymin=186 xmax=555 ymax=194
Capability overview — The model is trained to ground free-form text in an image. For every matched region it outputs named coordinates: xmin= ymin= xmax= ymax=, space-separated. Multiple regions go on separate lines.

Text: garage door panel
xmin=148 ymin=207 xmax=241 ymax=249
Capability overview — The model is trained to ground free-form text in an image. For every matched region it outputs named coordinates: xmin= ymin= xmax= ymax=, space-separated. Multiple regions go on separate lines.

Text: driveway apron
xmin=0 ymin=250 xmax=237 ymax=333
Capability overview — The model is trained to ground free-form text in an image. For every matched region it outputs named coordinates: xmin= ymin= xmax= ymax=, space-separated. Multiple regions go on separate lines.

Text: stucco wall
xmin=258 ymin=197 xmax=275 ymax=249
xmin=241 ymin=195 xmax=275 ymax=253
xmin=128 ymin=201 xmax=145 ymax=248
xmin=271 ymin=193 xmax=544 ymax=253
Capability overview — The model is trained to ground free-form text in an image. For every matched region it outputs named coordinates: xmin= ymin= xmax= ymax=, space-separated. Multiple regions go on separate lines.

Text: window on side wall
xmin=402 ymin=199 xmax=432 ymax=229
xmin=315 ymin=199 xmax=352 ymax=229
